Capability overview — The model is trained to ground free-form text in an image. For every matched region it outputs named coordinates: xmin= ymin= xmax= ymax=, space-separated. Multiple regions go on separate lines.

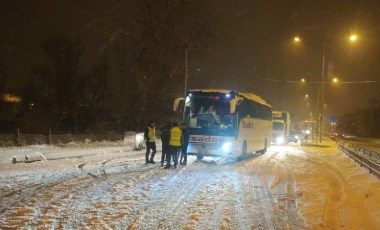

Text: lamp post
xmin=294 ymin=36 xmax=326 ymax=143
xmin=320 ymin=42 xmax=326 ymax=143
xmin=294 ymin=33 xmax=360 ymax=142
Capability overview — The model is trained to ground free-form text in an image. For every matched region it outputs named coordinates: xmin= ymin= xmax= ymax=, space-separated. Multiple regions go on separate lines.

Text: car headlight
xmin=276 ymin=136 xmax=285 ymax=144
xmin=221 ymin=142 xmax=232 ymax=153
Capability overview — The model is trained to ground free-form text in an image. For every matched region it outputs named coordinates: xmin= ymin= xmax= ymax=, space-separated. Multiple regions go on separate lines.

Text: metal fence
xmin=338 ymin=140 xmax=380 ymax=178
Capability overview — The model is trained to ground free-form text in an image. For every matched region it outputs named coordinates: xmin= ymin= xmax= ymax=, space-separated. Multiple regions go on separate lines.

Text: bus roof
xmin=188 ymin=89 xmax=271 ymax=108
xmin=239 ymin=92 xmax=271 ymax=107
xmin=189 ymin=88 xmax=233 ymax=94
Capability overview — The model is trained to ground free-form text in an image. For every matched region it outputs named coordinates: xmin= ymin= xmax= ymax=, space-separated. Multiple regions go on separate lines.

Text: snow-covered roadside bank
xmin=294 ymin=139 xmax=380 ymax=229
xmin=0 ymin=141 xmax=150 ymax=183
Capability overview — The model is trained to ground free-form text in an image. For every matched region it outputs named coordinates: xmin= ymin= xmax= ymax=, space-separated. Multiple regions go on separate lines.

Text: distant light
xmin=350 ymin=34 xmax=358 ymax=42
xmin=305 ymin=94 xmax=309 ymax=98
xmin=188 ymin=93 xmax=193 ymax=97
xmin=294 ymin=36 xmax=301 ymax=43
xmin=2 ymin=94 xmax=21 ymax=103
xmin=332 ymin=77 xmax=338 ymax=83
xmin=301 ymin=78 xmax=306 ymax=82
xmin=226 ymin=93 xmax=231 ymax=98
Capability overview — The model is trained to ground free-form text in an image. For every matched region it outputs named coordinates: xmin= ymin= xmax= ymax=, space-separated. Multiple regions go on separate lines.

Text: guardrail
xmin=338 ymin=140 xmax=380 ymax=178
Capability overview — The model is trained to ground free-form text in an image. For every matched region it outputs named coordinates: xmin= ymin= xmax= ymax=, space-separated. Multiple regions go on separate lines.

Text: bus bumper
xmin=187 ymin=142 xmax=235 ymax=158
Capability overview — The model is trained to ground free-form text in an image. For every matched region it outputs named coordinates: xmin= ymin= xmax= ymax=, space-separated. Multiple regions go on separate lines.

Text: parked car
xmin=334 ymin=132 xmax=345 ymax=139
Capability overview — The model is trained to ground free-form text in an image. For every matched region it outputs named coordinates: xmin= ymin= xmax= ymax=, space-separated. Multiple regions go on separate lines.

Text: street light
xmin=349 ymin=34 xmax=358 ymax=42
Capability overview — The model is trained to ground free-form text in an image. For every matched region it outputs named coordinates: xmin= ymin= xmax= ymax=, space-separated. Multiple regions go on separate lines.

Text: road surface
xmin=1 ymin=139 xmax=380 ymax=229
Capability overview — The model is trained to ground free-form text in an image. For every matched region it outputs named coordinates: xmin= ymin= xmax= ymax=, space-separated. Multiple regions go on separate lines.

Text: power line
xmin=254 ymin=77 xmax=377 ymax=84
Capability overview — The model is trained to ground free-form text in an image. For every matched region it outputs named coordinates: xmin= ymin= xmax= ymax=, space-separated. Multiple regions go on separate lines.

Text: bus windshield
xmin=184 ymin=95 xmax=233 ymax=132
xmin=273 ymin=122 xmax=285 ymax=131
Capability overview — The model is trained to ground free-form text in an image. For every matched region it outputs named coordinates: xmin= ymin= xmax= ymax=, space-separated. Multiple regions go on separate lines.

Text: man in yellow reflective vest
xmin=165 ymin=122 xmax=182 ymax=169
xmin=144 ymin=121 xmax=157 ymax=164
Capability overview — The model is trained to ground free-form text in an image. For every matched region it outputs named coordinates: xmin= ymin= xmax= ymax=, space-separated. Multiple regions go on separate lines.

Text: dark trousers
xmin=146 ymin=142 xmax=156 ymax=163
xmin=180 ymin=147 xmax=187 ymax=164
xmin=168 ymin=146 xmax=180 ymax=167
xmin=161 ymin=144 xmax=169 ymax=165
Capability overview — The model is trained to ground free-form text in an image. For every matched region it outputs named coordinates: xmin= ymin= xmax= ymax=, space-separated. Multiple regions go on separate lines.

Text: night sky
xmin=1 ymin=0 xmax=379 ymax=122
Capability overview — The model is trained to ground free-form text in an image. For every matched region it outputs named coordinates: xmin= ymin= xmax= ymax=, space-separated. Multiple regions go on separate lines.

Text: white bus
xmin=173 ymin=89 xmax=272 ymax=160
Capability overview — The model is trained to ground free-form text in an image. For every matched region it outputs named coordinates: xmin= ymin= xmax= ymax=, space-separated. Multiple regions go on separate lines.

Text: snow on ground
xmin=0 ymin=138 xmax=380 ymax=229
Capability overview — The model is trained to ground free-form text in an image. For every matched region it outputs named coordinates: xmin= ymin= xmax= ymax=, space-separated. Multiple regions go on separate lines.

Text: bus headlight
xmin=221 ymin=142 xmax=232 ymax=153
xmin=276 ymin=136 xmax=285 ymax=144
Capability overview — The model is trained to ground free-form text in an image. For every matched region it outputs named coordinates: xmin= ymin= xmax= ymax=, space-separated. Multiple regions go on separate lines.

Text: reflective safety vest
xmin=169 ymin=127 xmax=182 ymax=147
xmin=147 ymin=126 xmax=156 ymax=142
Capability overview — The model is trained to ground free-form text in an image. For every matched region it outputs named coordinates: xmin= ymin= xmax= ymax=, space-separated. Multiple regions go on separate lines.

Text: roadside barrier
xmin=338 ymin=140 xmax=380 ymax=178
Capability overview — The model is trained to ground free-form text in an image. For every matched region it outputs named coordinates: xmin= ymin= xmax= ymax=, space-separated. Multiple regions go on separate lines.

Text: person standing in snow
xmin=144 ymin=121 xmax=157 ymax=164
xmin=179 ymin=122 xmax=188 ymax=165
xmin=166 ymin=122 xmax=182 ymax=169
xmin=160 ymin=121 xmax=171 ymax=166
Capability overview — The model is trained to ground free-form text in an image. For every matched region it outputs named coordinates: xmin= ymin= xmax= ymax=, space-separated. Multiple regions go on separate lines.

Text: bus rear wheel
xmin=258 ymin=138 xmax=268 ymax=154
xmin=238 ymin=140 xmax=248 ymax=161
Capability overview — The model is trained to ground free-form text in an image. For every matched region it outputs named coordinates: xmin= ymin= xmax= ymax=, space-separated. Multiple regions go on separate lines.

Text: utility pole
xmin=178 ymin=46 xmax=196 ymax=97
xmin=320 ymin=43 xmax=326 ymax=143
xmin=184 ymin=48 xmax=189 ymax=97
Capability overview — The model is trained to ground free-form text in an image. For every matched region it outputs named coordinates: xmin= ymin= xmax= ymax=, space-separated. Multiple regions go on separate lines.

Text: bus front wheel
xmin=196 ymin=155 xmax=204 ymax=160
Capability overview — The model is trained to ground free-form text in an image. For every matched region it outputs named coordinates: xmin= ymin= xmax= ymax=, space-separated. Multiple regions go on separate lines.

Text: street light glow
xmin=332 ymin=77 xmax=338 ymax=83
xmin=294 ymin=36 xmax=301 ymax=43
xmin=350 ymin=34 xmax=358 ymax=42
xmin=301 ymin=78 xmax=306 ymax=82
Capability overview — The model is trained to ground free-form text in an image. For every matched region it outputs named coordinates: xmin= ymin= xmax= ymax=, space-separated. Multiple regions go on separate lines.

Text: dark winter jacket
xmin=160 ymin=123 xmax=171 ymax=146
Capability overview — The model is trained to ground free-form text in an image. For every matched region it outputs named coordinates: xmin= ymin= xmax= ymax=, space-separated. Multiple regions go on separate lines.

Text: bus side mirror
xmin=173 ymin=97 xmax=185 ymax=114
xmin=230 ymin=97 xmax=239 ymax=113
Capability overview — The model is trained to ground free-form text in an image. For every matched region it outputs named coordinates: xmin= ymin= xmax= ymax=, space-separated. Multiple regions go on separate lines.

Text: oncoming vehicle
xmin=272 ymin=120 xmax=286 ymax=144
xmin=286 ymin=130 xmax=301 ymax=144
xmin=173 ymin=89 xmax=272 ymax=160
xmin=272 ymin=111 xmax=291 ymax=145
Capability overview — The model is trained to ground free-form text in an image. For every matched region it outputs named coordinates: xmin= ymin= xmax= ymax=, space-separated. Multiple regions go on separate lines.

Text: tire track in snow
xmin=0 ymin=161 xmax=159 ymax=229
xmin=193 ymin=172 xmax=234 ymax=229
xmin=242 ymin=150 xmax=305 ymax=229
xmin=297 ymin=153 xmax=347 ymax=229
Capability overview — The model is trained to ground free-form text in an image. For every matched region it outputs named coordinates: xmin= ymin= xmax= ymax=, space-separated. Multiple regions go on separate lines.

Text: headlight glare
xmin=221 ymin=142 xmax=232 ymax=153
xmin=276 ymin=136 xmax=285 ymax=144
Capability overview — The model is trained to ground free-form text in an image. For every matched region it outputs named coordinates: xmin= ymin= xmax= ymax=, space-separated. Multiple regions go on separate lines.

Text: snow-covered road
xmin=1 ymin=139 xmax=380 ymax=229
